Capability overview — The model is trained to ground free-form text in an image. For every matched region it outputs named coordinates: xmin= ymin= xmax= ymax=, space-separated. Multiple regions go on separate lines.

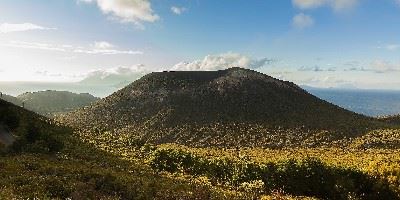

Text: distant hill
xmin=0 ymin=90 xmax=99 ymax=117
xmin=0 ymin=93 xmax=22 ymax=106
xmin=378 ymin=115 xmax=400 ymax=125
xmin=60 ymin=68 xmax=379 ymax=148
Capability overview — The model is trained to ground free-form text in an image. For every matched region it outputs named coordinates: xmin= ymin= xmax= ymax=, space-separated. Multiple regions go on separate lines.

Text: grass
xmin=0 ymin=136 xmax=247 ymax=200
xmin=4 ymin=123 xmax=400 ymax=199
xmin=66 ymin=126 xmax=400 ymax=199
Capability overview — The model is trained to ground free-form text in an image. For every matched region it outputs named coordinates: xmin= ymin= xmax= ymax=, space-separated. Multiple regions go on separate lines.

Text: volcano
xmin=61 ymin=68 xmax=377 ymax=147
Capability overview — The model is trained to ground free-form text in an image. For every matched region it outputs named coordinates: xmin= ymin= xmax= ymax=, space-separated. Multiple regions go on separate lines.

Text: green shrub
xmin=150 ymin=148 xmax=399 ymax=200
xmin=45 ymin=177 xmax=71 ymax=198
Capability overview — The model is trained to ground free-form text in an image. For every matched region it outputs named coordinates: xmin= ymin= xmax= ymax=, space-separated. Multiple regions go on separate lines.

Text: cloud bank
xmin=77 ymin=52 xmax=274 ymax=87
xmin=298 ymin=66 xmax=336 ymax=72
xmin=0 ymin=23 xmax=55 ymax=33
xmin=292 ymin=0 xmax=358 ymax=11
xmin=4 ymin=41 xmax=143 ymax=55
xmin=369 ymin=60 xmax=400 ymax=73
xmin=377 ymin=44 xmax=400 ymax=51
xmin=80 ymin=65 xmax=149 ymax=86
xmin=170 ymin=53 xmax=273 ymax=71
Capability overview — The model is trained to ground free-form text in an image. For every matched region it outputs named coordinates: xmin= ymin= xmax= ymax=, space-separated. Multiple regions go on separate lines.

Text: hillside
xmin=0 ymin=93 xmax=22 ymax=106
xmin=60 ymin=68 xmax=379 ymax=148
xmin=0 ymin=90 xmax=99 ymax=117
xmin=0 ymin=98 xmax=69 ymax=152
xmin=1 ymin=99 xmax=243 ymax=199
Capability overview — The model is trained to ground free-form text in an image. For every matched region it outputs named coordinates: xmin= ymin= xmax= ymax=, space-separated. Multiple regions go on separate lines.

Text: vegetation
xmin=0 ymin=99 xmax=246 ymax=199
xmin=4 ymin=110 xmax=400 ymax=199
xmin=3 ymin=69 xmax=400 ymax=199
xmin=0 ymin=138 xmax=251 ymax=199
xmin=68 ymin=126 xmax=400 ymax=199
xmin=379 ymin=115 xmax=400 ymax=125
xmin=149 ymin=148 xmax=397 ymax=199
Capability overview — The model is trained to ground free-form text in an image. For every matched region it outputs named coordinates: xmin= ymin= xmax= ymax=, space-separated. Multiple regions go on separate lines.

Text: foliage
xmin=69 ymin=119 xmax=400 ymax=199
xmin=10 ymin=122 xmax=67 ymax=154
xmin=378 ymin=115 xmax=400 ymax=126
xmin=150 ymin=148 xmax=398 ymax=199
xmin=0 ymin=137 xmax=245 ymax=200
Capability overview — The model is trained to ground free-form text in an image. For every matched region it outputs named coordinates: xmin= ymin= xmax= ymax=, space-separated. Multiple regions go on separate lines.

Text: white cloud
xmin=170 ymin=52 xmax=273 ymax=71
xmin=292 ymin=13 xmax=314 ymax=29
xmin=0 ymin=23 xmax=55 ymax=33
xmin=94 ymin=41 xmax=115 ymax=49
xmin=292 ymin=0 xmax=358 ymax=11
xmin=298 ymin=65 xmax=336 ymax=72
xmin=341 ymin=60 xmax=400 ymax=73
xmin=171 ymin=6 xmax=187 ymax=15
xmin=3 ymin=41 xmax=143 ymax=55
xmin=331 ymin=0 xmax=358 ymax=11
xmin=78 ymin=0 xmax=159 ymax=28
xmin=377 ymin=44 xmax=400 ymax=51
xmin=370 ymin=60 xmax=400 ymax=73
xmin=35 ymin=70 xmax=62 ymax=77
xmin=385 ymin=44 xmax=400 ymax=51
xmin=4 ymin=41 xmax=67 ymax=52
xmin=298 ymin=75 xmax=357 ymax=89
xmin=292 ymin=0 xmax=326 ymax=9
xmin=79 ymin=64 xmax=149 ymax=86
xmin=77 ymin=53 xmax=273 ymax=86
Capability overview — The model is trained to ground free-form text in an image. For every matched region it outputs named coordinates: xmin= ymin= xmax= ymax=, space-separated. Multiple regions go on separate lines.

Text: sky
xmin=1 ymin=0 xmax=400 ymax=97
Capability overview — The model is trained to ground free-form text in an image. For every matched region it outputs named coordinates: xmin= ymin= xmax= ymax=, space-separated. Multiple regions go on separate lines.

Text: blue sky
xmin=0 ymin=0 xmax=400 ymax=96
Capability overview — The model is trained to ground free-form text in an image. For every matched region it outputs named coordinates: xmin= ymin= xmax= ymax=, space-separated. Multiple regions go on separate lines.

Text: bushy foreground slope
xmin=2 ymin=96 xmax=399 ymax=199
xmin=0 ymin=99 xmax=248 ymax=199
xmin=71 ymin=127 xmax=400 ymax=200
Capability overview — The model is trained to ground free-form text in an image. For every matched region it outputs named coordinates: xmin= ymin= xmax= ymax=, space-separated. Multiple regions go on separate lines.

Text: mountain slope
xmin=61 ymin=68 xmax=378 ymax=147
